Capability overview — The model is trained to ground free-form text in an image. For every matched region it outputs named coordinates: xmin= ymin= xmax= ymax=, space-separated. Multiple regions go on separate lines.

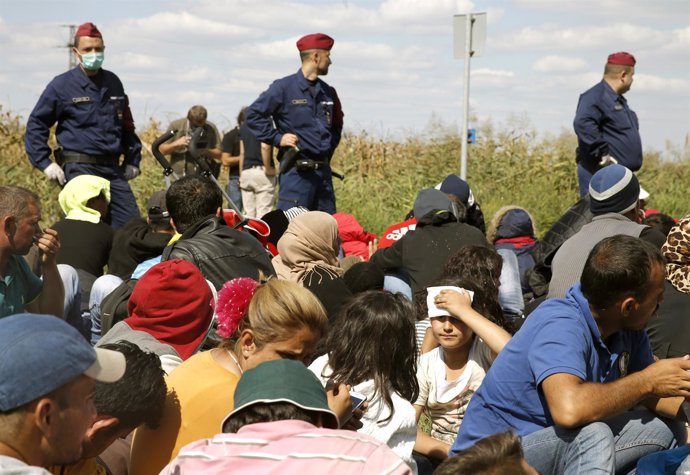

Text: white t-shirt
xmin=414 ymin=338 xmax=492 ymax=444
xmin=0 ymin=456 xmax=52 ymax=475
xmin=308 ymin=354 xmax=418 ymax=474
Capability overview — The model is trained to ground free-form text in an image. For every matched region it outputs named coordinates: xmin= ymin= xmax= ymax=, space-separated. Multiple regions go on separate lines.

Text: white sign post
xmin=453 ymin=12 xmax=486 ymax=180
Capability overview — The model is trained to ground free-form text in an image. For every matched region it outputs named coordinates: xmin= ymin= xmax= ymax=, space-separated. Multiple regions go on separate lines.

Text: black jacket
xmin=646 ymin=280 xmax=690 ymax=359
xmin=162 ymin=216 xmax=275 ymax=289
xmin=108 ymin=218 xmax=171 ymax=279
xmin=370 ymin=212 xmax=490 ymax=295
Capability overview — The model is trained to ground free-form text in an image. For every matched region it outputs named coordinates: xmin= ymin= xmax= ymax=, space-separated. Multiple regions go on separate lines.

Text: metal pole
xmin=460 ymin=14 xmax=472 ymax=180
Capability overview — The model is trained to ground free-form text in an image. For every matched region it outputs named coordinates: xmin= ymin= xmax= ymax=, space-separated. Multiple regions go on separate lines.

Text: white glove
xmin=599 ymin=155 xmax=618 ymax=167
xmin=43 ymin=162 xmax=66 ymax=185
xmin=124 ymin=165 xmax=140 ymax=180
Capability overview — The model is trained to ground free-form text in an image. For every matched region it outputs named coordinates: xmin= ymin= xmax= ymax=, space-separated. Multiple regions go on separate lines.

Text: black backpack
xmin=99 ymin=279 xmax=138 ymax=335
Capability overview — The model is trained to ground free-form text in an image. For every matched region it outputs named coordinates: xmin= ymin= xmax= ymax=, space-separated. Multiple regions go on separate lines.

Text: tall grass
xmin=1 ymin=106 xmax=687 ymax=234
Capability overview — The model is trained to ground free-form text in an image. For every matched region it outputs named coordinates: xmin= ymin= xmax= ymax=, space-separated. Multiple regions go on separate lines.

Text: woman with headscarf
xmin=272 ymin=211 xmax=353 ymax=319
xmin=52 ymin=174 xmax=113 ymax=278
xmin=646 ymin=215 xmax=690 ymax=359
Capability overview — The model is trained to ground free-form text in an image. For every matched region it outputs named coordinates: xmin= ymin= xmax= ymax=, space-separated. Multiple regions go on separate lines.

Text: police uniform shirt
xmin=25 ymin=67 xmax=141 ymax=171
xmin=574 ymin=80 xmax=642 ymax=171
xmin=244 ymin=69 xmax=343 ymax=160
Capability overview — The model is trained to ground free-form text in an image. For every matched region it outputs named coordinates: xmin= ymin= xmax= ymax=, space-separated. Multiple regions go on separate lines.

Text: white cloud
xmin=514 ymin=0 xmax=688 ymax=22
xmin=633 ymin=73 xmax=690 ymax=93
xmin=473 ymin=68 xmax=514 ymax=78
xmin=379 ymin=0 xmax=474 ymax=23
xmin=113 ymin=11 xmax=256 ymax=43
xmin=118 ymin=52 xmax=169 ymax=70
xmin=493 ymin=23 xmax=666 ymax=51
xmin=533 ymin=55 xmax=587 ymax=73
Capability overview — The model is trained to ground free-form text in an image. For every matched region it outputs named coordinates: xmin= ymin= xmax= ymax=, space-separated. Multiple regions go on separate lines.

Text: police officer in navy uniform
xmin=25 ymin=22 xmax=142 ymax=229
xmin=245 ymin=33 xmax=343 ymax=214
xmin=573 ymin=52 xmax=642 ymax=197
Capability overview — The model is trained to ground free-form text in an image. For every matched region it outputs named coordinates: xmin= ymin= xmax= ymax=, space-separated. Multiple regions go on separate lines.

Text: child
xmin=413 ymin=277 xmax=512 ymax=473
xmin=309 ymin=291 xmax=420 ymax=472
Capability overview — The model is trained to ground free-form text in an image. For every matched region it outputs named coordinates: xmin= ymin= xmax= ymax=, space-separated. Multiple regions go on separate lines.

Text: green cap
xmin=222 ymin=359 xmax=339 ymax=430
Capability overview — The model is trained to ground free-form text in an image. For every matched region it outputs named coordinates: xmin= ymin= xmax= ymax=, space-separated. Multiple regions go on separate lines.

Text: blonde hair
xmin=229 ymin=278 xmax=328 ymax=348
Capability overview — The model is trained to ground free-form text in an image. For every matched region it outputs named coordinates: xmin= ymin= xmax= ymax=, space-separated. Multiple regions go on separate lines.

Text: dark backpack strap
xmin=100 ymin=279 xmax=138 ymax=335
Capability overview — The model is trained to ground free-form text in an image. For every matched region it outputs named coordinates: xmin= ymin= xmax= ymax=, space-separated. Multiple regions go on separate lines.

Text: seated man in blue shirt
xmin=0 ymin=185 xmax=64 ymax=319
xmin=452 ymin=234 xmax=690 ymax=474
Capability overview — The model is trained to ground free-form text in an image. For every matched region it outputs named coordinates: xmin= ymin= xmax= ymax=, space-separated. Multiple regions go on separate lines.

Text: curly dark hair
xmin=322 ymin=291 xmax=419 ymax=423
xmin=414 ymin=245 xmax=516 ymax=334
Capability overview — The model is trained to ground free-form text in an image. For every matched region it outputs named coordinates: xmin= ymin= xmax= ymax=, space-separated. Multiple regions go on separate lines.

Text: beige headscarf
xmin=662 ymin=215 xmax=690 ymax=294
xmin=272 ymin=211 xmax=343 ymax=285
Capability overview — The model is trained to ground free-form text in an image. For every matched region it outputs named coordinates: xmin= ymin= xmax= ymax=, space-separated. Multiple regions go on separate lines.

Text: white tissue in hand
xmin=426 ymin=286 xmax=474 ymax=318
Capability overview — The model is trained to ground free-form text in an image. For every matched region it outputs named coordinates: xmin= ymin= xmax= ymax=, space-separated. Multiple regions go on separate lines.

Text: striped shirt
xmin=162 ymin=420 xmax=412 ymax=475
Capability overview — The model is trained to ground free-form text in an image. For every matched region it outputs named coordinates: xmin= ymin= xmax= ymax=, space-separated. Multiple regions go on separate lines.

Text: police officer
xmin=245 ymin=33 xmax=343 ymax=214
xmin=25 ymin=22 xmax=142 ymax=229
xmin=573 ymin=52 xmax=642 ymax=197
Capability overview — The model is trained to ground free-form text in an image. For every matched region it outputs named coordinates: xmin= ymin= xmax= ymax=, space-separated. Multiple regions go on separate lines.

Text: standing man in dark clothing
xmin=239 ymin=113 xmax=276 ymax=218
xmin=220 ymin=108 xmax=244 ymax=211
xmin=574 ymin=52 xmax=641 ymax=197
xmin=25 ymin=22 xmax=143 ymax=229
xmin=245 ymin=33 xmax=343 ymax=213
xmin=159 ymin=105 xmax=222 ymax=178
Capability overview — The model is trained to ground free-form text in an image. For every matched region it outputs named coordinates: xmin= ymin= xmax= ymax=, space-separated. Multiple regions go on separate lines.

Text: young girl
xmin=413 ymin=275 xmax=512 ymax=472
xmin=309 ymin=291 xmax=420 ymax=471
xmin=415 ymin=245 xmax=515 ymax=354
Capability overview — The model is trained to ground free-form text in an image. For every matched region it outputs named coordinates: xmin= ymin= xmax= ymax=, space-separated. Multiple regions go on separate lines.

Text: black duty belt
xmin=62 ymin=152 xmax=120 ymax=165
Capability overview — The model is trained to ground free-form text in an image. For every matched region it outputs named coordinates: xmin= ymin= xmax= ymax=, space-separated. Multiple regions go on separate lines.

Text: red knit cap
xmin=296 ymin=33 xmax=334 ymax=52
xmin=607 ymin=52 xmax=636 ymax=67
xmin=126 ymin=260 xmax=214 ymax=360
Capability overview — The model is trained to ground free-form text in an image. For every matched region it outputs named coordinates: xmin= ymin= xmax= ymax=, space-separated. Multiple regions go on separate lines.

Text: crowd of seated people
xmin=2 ymin=161 xmax=688 ymax=475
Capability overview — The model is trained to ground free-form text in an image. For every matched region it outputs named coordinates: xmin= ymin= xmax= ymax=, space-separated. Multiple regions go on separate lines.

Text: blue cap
xmin=589 ymin=165 xmax=640 ymax=215
xmin=0 ymin=314 xmax=126 ymax=411
xmin=439 ymin=175 xmax=471 ymax=206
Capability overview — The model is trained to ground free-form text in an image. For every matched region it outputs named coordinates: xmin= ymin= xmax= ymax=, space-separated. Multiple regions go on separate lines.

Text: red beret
xmin=75 ymin=22 xmax=102 ymax=39
xmin=607 ymin=52 xmax=635 ymax=67
xmin=296 ymin=33 xmax=334 ymax=52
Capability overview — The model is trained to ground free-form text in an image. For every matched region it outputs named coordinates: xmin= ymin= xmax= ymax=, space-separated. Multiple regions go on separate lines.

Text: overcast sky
xmin=1 ymin=0 xmax=688 ymax=156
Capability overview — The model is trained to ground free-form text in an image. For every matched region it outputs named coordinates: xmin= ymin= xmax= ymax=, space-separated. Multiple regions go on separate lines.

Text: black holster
xmin=53 ymin=146 xmax=65 ymax=168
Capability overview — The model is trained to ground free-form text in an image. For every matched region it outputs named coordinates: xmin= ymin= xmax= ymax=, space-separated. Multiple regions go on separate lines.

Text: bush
xmin=2 ymin=106 xmax=687 ymax=235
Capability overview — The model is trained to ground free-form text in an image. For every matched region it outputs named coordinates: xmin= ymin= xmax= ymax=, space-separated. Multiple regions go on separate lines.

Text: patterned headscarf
xmin=661 ymin=215 xmax=690 ymax=294
xmin=272 ymin=211 xmax=342 ymax=285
